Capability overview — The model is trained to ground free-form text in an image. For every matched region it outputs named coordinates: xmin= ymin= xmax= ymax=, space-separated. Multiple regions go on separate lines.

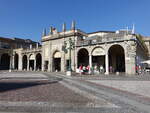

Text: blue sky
xmin=0 ymin=0 xmax=150 ymax=42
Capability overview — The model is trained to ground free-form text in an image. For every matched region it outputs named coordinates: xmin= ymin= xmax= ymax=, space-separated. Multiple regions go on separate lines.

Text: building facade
xmin=0 ymin=22 xmax=150 ymax=75
xmin=0 ymin=37 xmax=38 ymax=70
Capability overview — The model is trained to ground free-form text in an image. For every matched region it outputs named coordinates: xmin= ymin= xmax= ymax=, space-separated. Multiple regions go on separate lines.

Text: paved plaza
xmin=0 ymin=71 xmax=150 ymax=113
xmin=88 ymin=80 xmax=150 ymax=98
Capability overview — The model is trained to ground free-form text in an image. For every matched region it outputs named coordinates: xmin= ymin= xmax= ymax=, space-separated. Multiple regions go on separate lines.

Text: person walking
xmin=100 ymin=65 xmax=104 ymax=74
xmin=79 ymin=65 xmax=83 ymax=75
xmin=86 ymin=65 xmax=90 ymax=74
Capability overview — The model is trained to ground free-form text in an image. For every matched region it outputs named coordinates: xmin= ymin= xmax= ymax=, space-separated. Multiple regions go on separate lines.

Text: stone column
xmin=61 ymin=52 xmax=65 ymax=72
xmin=125 ymin=53 xmax=136 ymax=75
xmin=75 ymin=50 xmax=78 ymax=72
xmin=50 ymin=58 xmax=53 ymax=72
xmin=89 ymin=54 xmax=92 ymax=74
xmin=48 ymin=60 xmax=50 ymax=72
xmin=42 ymin=60 xmax=44 ymax=71
xmin=0 ymin=54 xmax=1 ymax=66
xmin=49 ymin=42 xmax=52 ymax=72
xmin=71 ymin=49 xmax=75 ymax=72
xmin=34 ymin=59 xmax=36 ymax=71
xmin=27 ymin=58 xmax=30 ymax=71
xmin=9 ymin=55 xmax=12 ymax=72
xmin=12 ymin=55 xmax=15 ymax=70
xmin=42 ymin=46 xmax=45 ymax=71
xmin=105 ymin=53 xmax=109 ymax=75
xmin=125 ymin=41 xmax=136 ymax=75
xmin=18 ymin=54 xmax=22 ymax=71
xmin=49 ymin=57 xmax=52 ymax=72
xmin=42 ymin=56 xmax=45 ymax=71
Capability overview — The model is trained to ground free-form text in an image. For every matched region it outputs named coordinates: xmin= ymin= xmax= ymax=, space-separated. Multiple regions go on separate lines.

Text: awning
xmin=141 ymin=60 xmax=150 ymax=64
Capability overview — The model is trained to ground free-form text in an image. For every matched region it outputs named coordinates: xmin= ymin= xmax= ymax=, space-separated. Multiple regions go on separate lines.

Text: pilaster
xmin=18 ymin=54 xmax=22 ymax=71
xmin=34 ymin=59 xmax=36 ymax=71
xmin=61 ymin=52 xmax=65 ymax=72
xmin=27 ymin=57 xmax=30 ymax=71
xmin=125 ymin=41 xmax=136 ymax=75
xmin=105 ymin=53 xmax=109 ymax=75
xmin=89 ymin=54 xmax=92 ymax=74
xmin=12 ymin=54 xmax=15 ymax=70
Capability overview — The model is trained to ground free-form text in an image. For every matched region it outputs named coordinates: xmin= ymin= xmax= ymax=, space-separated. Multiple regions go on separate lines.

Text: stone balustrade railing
xmin=76 ymin=36 xmax=126 ymax=46
xmin=22 ymin=47 xmax=42 ymax=53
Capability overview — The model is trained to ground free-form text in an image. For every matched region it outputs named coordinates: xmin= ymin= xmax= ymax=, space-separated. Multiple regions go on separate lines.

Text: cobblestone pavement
xmin=88 ymin=80 xmax=150 ymax=98
xmin=71 ymin=73 xmax=150 ymax=81
xmin=45 ymin=72 xmax=150 ymax=113
xmin=0 ymin=72 xmax=117 ymax=113
xmin=0 ymin=71 xmax=150 ymax=113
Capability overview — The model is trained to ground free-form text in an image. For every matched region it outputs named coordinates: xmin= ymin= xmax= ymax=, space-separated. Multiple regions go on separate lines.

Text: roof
xmin=0 ymin=37 xmax=14 ymax=42
xmin=143 ymin=37 xmax=150 ymax=41
xmin=88 ymin=30 xmax=115 ymax=34
xmin=0 ymin=37 xmax=37 ymax=44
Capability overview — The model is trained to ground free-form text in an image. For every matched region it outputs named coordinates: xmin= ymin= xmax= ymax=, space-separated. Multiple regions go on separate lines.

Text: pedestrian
xmin=138 ymin=65 xmax=142 ymax=74
xmin=79 ymin=65 xmax=83 ymax=75
xmin=83 ymin=65 xmax=86 ymax=74
xmin=94 ymin=65 xmax=99 ymax=74
xmin=109 ymin=66 xmax=113 ymax=73
xmin=100 ymin=65 xmax=104 ymax=74
xmin=136 ymin=65 xmax=139 ymax=75
xmin=86 ymin=65 xmax=90 ymax=74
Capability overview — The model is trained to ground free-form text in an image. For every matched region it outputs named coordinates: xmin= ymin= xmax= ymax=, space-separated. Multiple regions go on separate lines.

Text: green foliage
xmin=136 ymin=34 xmax=148 ymax=53
xmin=62 ymin=38 xmax=75 ymax=53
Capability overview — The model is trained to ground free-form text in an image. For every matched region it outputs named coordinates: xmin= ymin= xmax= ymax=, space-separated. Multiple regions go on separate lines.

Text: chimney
xmin=36 ymin=43 xmax=39 ymax=49
xmin=132 ymin=24 xmax=135 ymax=34
xmin=53 ymin=28 xmax=58 ymax=34
xmin=42 ymin=28 xmax=46 ymax=36
xmin=30 ymin=44 xmax=32 ymax=49
xmin=62 ymin=23 xmax=66 ymax=32
xmin=49 ymin=26 xmax=53 ymax=35
xmin=71 ymin=20 xmax=75 ymax=30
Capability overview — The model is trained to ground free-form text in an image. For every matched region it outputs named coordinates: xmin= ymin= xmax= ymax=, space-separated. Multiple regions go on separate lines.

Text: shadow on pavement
xmin=0 ymin=80 xmax=59 ymax=92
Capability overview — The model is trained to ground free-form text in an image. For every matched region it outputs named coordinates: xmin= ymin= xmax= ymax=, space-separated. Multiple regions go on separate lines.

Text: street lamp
xmin=62 ymin=38 xmax=75 ymax=76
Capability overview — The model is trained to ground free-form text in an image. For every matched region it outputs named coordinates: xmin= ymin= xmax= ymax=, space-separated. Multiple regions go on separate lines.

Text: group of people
xmin=135 ymin=65 xmax=147 ymax=75
xmin=79 ymin=65 xmax=90 ymax=74
xmin=135 ymin=64 xmax=150 ymax=75
xmin=136 ymin=65 xmax=142 ymax=74
xmin=93 ymin=65 xmax=104 ymax=74
xmin=78 ymin=65 xmax=105 ymax=75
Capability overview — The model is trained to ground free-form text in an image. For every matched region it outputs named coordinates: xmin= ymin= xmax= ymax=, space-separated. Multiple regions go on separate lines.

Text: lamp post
xmin=62 ymin=38 xmax=75 ymax=76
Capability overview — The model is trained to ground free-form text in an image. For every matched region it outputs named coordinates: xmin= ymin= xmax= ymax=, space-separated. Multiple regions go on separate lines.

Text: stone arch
xmin=91 ymin=46 xmax=105 ymax=70
xmin=29 ymin=54 xmax=35 ymax=71
xmin=52 ymin=50 xmax=61 ymax=72
xmin=53 ymin=51 xmax=61 ymax=58
xmin=29 ymin=54 xmax=35 ymax=60
xmin=77 ymin=47 xmax=90 ymax=55
xmin=22 ymin=55 xmax=27 ymax=70
xmin=14 ymin=53 xmax=19 ymax=70
xmin=77 ymin=48 xmax=89 ymax=67
xmin=91 ymin=46 xmax=105 ymax=56
xmin=36 ymin=53 xmax=42 ymax=71
xmin=107 ymin=43 xmax=125 ymax=54
xmin=0 ymin=53 xmax=10 ymax=70
xmin=108 ymin=44 xmax=125 ymax=73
